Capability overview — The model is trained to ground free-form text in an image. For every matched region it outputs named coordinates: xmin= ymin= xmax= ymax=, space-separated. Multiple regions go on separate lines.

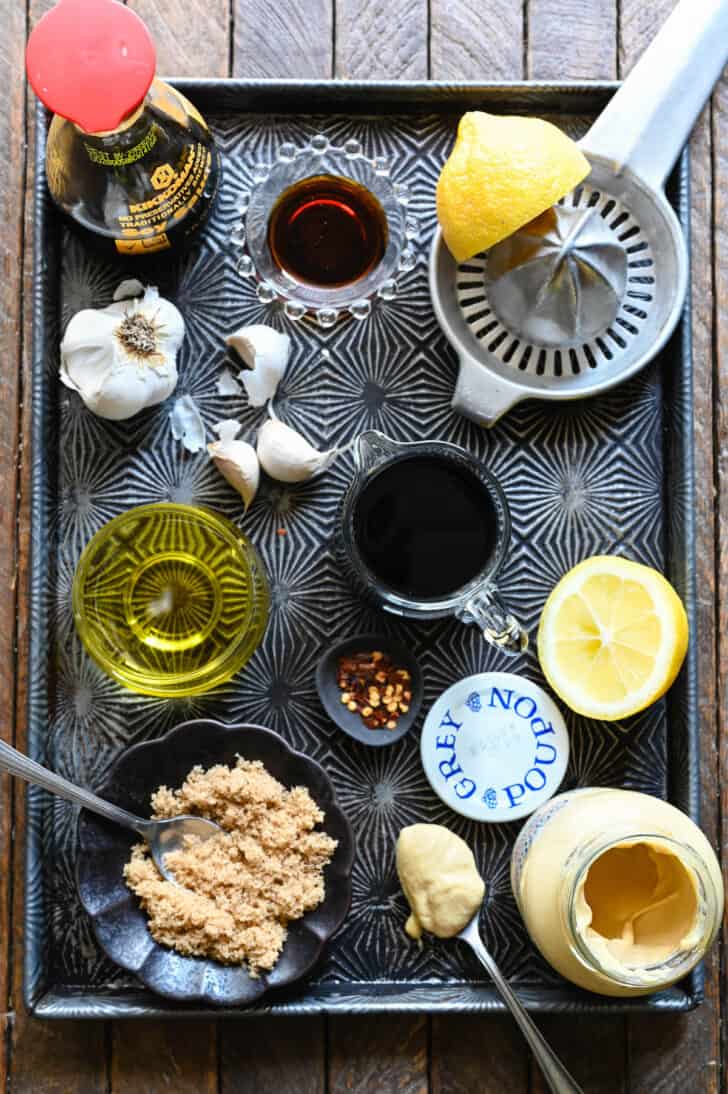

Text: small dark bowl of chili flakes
xmin=316 ymin=634 xmax=423 ymax=747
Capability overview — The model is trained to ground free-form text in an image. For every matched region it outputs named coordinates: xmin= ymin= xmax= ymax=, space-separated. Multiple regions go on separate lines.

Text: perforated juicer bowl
xmin=430 ymin=0 xmax=728 ymax=426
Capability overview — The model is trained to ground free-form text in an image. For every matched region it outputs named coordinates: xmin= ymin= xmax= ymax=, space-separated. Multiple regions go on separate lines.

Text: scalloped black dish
xmin=316 ymin=633 xmax=423 ymax=746
xmin=76 ymin=720 xmax=355 ymax=1007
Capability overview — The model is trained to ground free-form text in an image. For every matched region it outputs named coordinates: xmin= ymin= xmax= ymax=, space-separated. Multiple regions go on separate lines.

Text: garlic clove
xmin=147 ymin=291 xmax=186 ymax=358
xmin=170 ymin=394 xmax=206 ymax=452
xmin=226 ymin=324 xmax=291 ymax=407
xmin=79 ymin=359 xmax=178 ymax=420
xmin=208 ymin=420 xmax=260 ymax=509
xmin=113 ymin=278 xmax=145 ymax=301
xmin=257 ymin=418 xmax=336 ymax=483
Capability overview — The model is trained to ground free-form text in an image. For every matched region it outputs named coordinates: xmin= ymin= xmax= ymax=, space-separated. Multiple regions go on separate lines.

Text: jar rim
xmin=562 ymin=832 xmax=722 ymax=988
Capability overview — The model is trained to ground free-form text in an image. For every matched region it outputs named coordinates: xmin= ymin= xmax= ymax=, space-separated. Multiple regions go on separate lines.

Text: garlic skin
xmin=208 ymin=420 xmax=260 ymax=509
xmin=257 ymin=419 xmax=335 ymax=483
xmin=60 ymin=284 xmax=184 ymax=421
xmin=170 ymin=394 xmax=206 ymax=454
xmin=226 ymin=324 xmax=291 ymax=406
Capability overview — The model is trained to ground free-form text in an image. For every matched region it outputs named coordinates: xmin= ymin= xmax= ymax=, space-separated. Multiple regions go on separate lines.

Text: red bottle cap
xmin=26 ymin=0 xmax=156 ymax=134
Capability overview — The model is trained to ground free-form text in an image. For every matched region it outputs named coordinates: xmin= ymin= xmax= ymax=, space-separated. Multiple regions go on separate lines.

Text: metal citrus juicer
xmin=430 ymin=0 xmax=728 ymax=426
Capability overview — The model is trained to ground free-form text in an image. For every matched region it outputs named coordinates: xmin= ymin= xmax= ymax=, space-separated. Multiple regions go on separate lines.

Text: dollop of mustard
xmin=396 ymin=823 xmax=485 ymax=940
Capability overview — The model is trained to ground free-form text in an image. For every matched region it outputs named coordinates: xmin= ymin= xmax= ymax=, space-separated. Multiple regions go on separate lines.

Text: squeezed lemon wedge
xmin=537 ymin=556 xmax=689 ymax=721
xmin=436 ymin=111 xmax=590 ymax=263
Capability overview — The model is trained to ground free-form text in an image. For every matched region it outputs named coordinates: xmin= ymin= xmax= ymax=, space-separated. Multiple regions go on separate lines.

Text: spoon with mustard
xmin=397 ymin=824 xmax=583 ymax=1094
xmin=0 ymin=739 xmax=221 ymax=883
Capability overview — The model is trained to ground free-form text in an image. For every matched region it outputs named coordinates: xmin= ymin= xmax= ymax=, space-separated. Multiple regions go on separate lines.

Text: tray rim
xmin=25 ymin=78 xmax=701 ymax=1018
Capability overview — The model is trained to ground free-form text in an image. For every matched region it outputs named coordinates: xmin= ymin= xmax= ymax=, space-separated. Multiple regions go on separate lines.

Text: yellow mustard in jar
xmin=510 ymin=788 xmax=723 ymax=996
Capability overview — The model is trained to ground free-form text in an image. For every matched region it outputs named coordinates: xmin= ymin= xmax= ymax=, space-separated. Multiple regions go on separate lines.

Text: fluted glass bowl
xmin=234 ymin=135 xmax=418 ymax=326
xmin=76 ymin=719 xmax=355 ymax=1007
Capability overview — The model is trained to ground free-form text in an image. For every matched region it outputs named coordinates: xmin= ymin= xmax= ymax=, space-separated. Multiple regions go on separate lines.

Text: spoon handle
xmin=0 ymin=739 xmax=148 ymax=835
xmin=462 ymin=922 xmax=584 ymax=1094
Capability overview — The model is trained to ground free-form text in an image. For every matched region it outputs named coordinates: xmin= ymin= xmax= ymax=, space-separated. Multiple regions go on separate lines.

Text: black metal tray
xmin=27 ymin=81 xmax=700 ymax=1018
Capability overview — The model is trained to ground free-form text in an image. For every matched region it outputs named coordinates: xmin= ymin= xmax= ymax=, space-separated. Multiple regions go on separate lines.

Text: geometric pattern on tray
xmin=41 ymin=108 xmax=678 ymax=995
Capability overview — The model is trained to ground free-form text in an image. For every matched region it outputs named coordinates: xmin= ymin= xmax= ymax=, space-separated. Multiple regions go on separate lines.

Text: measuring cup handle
xmin=579 ymin=0 xmax=728 ymax=190
xmin=458 ymin=583 xmax=528 ymax=654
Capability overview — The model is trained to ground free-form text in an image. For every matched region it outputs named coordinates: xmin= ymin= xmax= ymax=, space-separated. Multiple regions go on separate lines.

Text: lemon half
xmin=436 ymin=111 xmax=590 ymax=263
xmin=537 ymin=556 xmax=689 ymax=721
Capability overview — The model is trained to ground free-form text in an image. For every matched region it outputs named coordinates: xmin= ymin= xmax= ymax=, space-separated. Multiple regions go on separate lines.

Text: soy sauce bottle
xmin=26 ymin=0 xmax=220 ymax=258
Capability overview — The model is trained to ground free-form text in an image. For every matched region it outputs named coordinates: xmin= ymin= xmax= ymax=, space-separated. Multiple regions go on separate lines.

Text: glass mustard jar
xmin=510 ymin=787 xmax=723 ymax=997
xmin=26 ymin=0 xmax=220 ymax=257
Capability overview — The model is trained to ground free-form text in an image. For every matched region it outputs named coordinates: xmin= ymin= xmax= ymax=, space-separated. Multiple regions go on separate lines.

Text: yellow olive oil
xmin=73 ymin=504 xmax=269 ymax=697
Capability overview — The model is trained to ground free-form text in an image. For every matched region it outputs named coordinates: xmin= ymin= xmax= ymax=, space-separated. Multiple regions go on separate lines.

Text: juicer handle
xmin=452 ymin=352 xmax=525 ymax=428
xmin=579 ymin=0 xmax=728 ymax=191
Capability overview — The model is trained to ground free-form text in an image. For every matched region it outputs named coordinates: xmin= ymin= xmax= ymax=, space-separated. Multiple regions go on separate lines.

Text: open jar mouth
xmin=234 ymin=135 xmax=418 ymax=327
xmin=563 ymin=833 xmax=721 ymax=988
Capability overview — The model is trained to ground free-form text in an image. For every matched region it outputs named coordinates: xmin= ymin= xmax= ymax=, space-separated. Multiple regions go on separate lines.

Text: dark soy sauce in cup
xmin=353 ymin=456 xmax=497 ymax=599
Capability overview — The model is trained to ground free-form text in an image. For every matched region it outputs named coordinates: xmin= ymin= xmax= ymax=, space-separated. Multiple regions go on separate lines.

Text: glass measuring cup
xmin=336 ymin=432 xmax=527 ymax=653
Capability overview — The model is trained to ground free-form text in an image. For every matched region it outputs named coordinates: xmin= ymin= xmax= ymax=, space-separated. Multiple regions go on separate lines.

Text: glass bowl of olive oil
xmin=72 ymin=503 xmax=269 ymax=697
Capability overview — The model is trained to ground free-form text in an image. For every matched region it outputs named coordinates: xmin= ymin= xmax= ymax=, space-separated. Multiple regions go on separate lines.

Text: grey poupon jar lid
xmin=420 ymin=673 xmax=569 ymax=822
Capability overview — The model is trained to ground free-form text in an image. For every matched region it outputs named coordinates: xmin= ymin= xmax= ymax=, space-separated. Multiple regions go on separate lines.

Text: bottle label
xmin=115 ymin=232 xmax=171 ymax=255
xmin=83 ymin=128 xmax=158 ymax=166
xmin=114 ymin=144 xmax=212 ymax=245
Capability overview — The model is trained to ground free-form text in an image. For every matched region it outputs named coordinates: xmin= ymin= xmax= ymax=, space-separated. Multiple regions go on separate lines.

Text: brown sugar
xmin=123 ymin=758 xmax=337 ymax=975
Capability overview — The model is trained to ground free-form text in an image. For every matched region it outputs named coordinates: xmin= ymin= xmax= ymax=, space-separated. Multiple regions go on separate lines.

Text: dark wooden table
xmin=1 ymin=0 xmax=725 ymax=1090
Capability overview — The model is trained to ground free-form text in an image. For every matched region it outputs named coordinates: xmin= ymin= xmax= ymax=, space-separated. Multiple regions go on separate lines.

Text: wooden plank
xmin=0 ymin=0 xmax=27 ymax=1087
xmin=220 ymin=1017 xmax=325 ymax=1094
xmin=431 ymin=1014 xmax=528 ymax=1094
xmin=710 ymin=67 xmax=728 ymax=1094
xmin=9 ymin=5 xmax=110 ymax=1091
xmin=618 ymin=0 xmax=675 ymax=77
xmin=620 ymin=0 xmax=722 ymax=1086
xmin=10 ymin=1018 xmax=107 ymax=1094
xmin=111 ymin=1022 xmax=217 ymax=1094
xmin=232 ymin=0 xmax=333 ymax=79
xmin=328 ymin=1015 xmax=427 ymax=1094
xmin=527 ymin=0 xmax=616 ymax=80
xmin=334 ymin=0 xmax=427 ymax=80
xmin=430 ymin=0 xmax=523 ymax=81
xmin=128 ymin=0 xmax=230 ymax=78
xmin=530 ymin=1017 xmax=625 ymax=1094
xmin=9 ymin=0 xmax=110 ymax=1090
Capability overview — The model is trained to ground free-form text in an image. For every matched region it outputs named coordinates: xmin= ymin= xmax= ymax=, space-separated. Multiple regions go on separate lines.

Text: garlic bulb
xmin=208 ymin=420 xmax=260 ymax=509
xmin=257 ymin=419 xmax=336 ymax=483
xmin=226 ymin=324 xmax=290 ymax=406
xmin=60 ymin=284 xmax=184 ymax=421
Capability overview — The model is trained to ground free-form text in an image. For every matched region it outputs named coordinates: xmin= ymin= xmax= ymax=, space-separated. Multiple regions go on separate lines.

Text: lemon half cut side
xmin=537 ymin=556 xmax=689 ymax=722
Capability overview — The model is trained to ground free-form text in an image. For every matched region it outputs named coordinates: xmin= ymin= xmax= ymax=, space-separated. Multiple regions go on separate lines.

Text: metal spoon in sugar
xmin=0 ymin=739 xmax=221 ymax=883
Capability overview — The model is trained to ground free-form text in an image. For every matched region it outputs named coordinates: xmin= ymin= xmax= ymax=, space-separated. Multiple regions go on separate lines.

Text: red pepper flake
xmin=337 ymin=650 xmax=412 ymax=730
xmin=277 ymin=527 xmax=287 ymax=536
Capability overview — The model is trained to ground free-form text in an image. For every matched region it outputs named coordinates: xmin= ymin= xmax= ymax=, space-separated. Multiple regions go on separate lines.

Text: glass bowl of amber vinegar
xmin=72 ymin=504 xmax=269 ymax=697
xmin=239 ymin=136 xmax=416 ymax=326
